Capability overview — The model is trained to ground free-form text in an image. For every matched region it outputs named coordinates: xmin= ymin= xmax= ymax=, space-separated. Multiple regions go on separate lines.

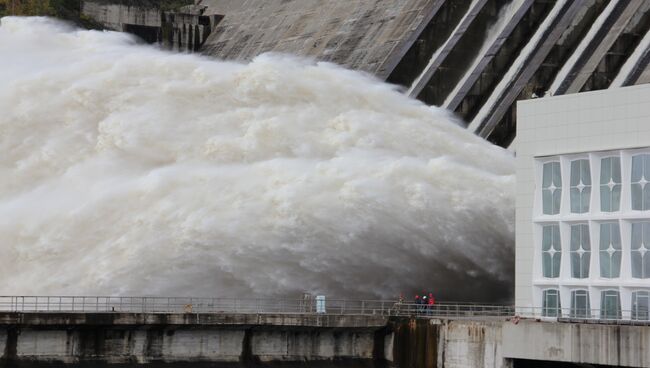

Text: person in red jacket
xmin=427 ymin=293 xmax=435 ymax=315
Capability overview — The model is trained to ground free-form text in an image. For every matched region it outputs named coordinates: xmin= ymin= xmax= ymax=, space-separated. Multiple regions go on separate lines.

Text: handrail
xmin=0 ymin=296 xmax=648 ymax=324
xmin=0 ymin=296 xmax=512 ymax=319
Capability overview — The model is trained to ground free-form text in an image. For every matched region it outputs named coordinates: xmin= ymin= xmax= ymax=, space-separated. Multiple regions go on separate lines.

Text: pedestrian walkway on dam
xmin=2 ymin=299 xmax=650 ymax=367
xmin=0 ymin=295 xmax=513 ymax=320
xmin=2 ymin=295 xmax=650 ymax=326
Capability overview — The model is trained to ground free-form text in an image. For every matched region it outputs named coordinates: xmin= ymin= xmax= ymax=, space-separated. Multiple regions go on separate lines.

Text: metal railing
xmin=514 ymin=306 xmax=650 ymax=325
xmin=0 ymin=296 xmax=513 ymax=319
xmin=2 ymin=296 xmax=648 ymax=324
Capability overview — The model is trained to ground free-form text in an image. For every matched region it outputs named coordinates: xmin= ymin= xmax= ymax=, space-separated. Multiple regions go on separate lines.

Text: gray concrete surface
xmin=79 ymin=0 xmax=650 ymax=148
xmin=0 ymin=313 xmax=386 ymax=366
xmin=199 ymin=0 xmax=438 ymax=79
xmin=503 ymin=319 xmax=650 ymax=367
xmin=0 ymin=312 xmax=388 ymax=327
xmin=1 ymin=313 xmax=649 ymax=367
xmin=82 ymin=2 xmax=162 ymax=29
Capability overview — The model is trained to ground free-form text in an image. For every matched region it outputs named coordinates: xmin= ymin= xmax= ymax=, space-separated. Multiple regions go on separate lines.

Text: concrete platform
xmin=2 ymin=313 xmax=650 ymax=367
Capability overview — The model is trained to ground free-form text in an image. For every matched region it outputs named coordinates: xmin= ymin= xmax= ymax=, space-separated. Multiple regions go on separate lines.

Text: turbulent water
xmin=0 ymin=17 xmax=515 ymax=301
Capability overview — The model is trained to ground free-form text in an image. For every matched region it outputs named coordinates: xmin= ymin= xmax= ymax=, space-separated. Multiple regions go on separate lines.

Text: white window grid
xmin=532 ymin=149 xmax=650 ymax=319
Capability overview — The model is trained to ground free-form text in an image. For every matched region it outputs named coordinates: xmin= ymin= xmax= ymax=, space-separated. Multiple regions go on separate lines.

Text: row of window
xmin=542 ymin=153 xmax=650 ymax=214
xmin=542 ymin=290 xmax=649 ymax=320
xmin=542 ymin=222 xmax=650 ymax=279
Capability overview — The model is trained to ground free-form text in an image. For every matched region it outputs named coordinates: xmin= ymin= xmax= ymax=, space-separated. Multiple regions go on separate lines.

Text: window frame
xmin=542 ymin=289 xmax=561 ymax=317
xmin=600 ymin=156 xmax=621 ymax=212
xmin=569 ymin=223 xmax=590 ymax=279
xmin=632 ymin=291 xmax=650 ymax=321
xmin=599 ymin=222 xmax=622 ymax=279
xmin=631 ymin=221 xmax=650 ymax=279
xmin=631 ymin=153 xmax=650 ymax=211
xmin=570 ymin=159 xmax=591 ymax=213
xmin=542 ymin=224 xmax=561 ymax=278
xmin=600 ymin=289 xmax=621 ymax=320
xmin=542 ymin=161 xmax=562 ymax=215
xmin=570 ymin=289 xmax=591 ymax=318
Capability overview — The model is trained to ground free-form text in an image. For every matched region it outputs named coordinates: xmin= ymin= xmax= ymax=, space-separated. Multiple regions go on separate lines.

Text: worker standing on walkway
xmin=427 ymin=293 xmax=435 ymax=315
xmin=421 ymin=294 xmax=428 ymax=314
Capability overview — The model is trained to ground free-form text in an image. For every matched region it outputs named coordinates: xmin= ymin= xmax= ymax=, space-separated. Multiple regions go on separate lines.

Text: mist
xmin=0 ymin=17 xmax=515 ymax=301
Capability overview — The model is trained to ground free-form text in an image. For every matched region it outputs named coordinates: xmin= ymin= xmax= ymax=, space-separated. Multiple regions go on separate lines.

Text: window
xmin=600 ymin=222 xmax=621 ymax=278
xmin=542 ymin=161 xmax=561 ymax=215
xmin=570 ymin=290 xmax=590 ymax=318
xmin=600 ymin=290 xmax=621 ymax=320
xmin=570 ymin=224 xmax=590 ymax=278
xmin=535 ymin=153 xmax=650 ymax=321
xmin=631 ymin=154 xmax=650 ymax=211
xmin=542 ymin=225 xmax=561 ymax=278
xmin=570 ymin=159 xmax=591 ymax=213
xmin=542 ymin=289 xmax=561 ymax=317
xmin=632 ymin=291 xmax=650 ymax=321
xmin=600 ymin=157 xmax=621 ymax=212
xmin=631 ymin=222 xmax=650 ymax=279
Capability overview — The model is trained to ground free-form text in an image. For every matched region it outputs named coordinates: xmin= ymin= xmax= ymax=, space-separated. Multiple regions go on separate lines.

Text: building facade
xmin=516 ymin=84 xmax=650 ymax=319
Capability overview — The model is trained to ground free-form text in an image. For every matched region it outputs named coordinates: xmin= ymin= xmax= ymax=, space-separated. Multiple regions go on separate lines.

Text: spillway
xmin=80 ymin=0 xmax=650 ymax=148
xmin=0 ymin=17 xmax=515 ymax=301
xmin=442 ymin=0 xmax=530 ymax=110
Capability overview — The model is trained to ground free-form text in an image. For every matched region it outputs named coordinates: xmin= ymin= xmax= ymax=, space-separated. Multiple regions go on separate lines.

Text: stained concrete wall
xmin=0 ymin=313 xmax=386 ymax=367
xmin=2 ymin=313 xmax=650 ymax=367
xmin=82 ymin=2 xmax=219 ymax=51
xmin=82 ymin=2 xmax=162 ymax=30
xmin=7 ymin=328 xmax=375 ymax=365
xmin=442 ymin=320 xmax=508 ymax=368
xmin=503 ymin=319 xmax=650 ymax=367
xmin=199 ymin=0 xmax=437 ymax=79
xmin=386 ymin=318 xmax=511 ymax=368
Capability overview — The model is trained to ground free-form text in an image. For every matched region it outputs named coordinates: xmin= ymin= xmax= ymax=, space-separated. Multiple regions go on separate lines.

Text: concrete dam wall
xmin=2 ymin=312 xmax=650 ymax=367
xmin=0 ymin=313 xmax=387 ymax=367
xmin=81 ymin=0 xmax=650 ymax=148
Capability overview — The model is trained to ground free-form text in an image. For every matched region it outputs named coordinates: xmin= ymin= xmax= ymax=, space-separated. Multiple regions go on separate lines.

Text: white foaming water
xmin=0 ymin=17 xmax=515 ymax=301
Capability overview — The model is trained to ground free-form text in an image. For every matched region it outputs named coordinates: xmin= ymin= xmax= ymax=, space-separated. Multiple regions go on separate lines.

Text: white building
xmin=516 ymin=84 xmax=650 ymax=320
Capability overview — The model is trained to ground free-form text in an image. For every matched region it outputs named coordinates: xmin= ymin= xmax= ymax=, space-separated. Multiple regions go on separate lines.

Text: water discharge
xmin=0 ymin=17 xmax=515 ymax=301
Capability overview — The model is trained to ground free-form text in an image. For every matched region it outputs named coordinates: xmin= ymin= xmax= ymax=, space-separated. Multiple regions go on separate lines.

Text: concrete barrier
xmin=0 ymin=313 xmax=388 ymax=367
xmin=2 ymin=313 xmax=650 ymax=367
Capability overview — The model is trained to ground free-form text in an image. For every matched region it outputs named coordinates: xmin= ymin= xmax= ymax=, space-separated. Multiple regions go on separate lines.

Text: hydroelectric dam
xmin=81 ymin=0 xmax=650 ymax=148
xmin=1 ymin=0 xmax=650 ymax=367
